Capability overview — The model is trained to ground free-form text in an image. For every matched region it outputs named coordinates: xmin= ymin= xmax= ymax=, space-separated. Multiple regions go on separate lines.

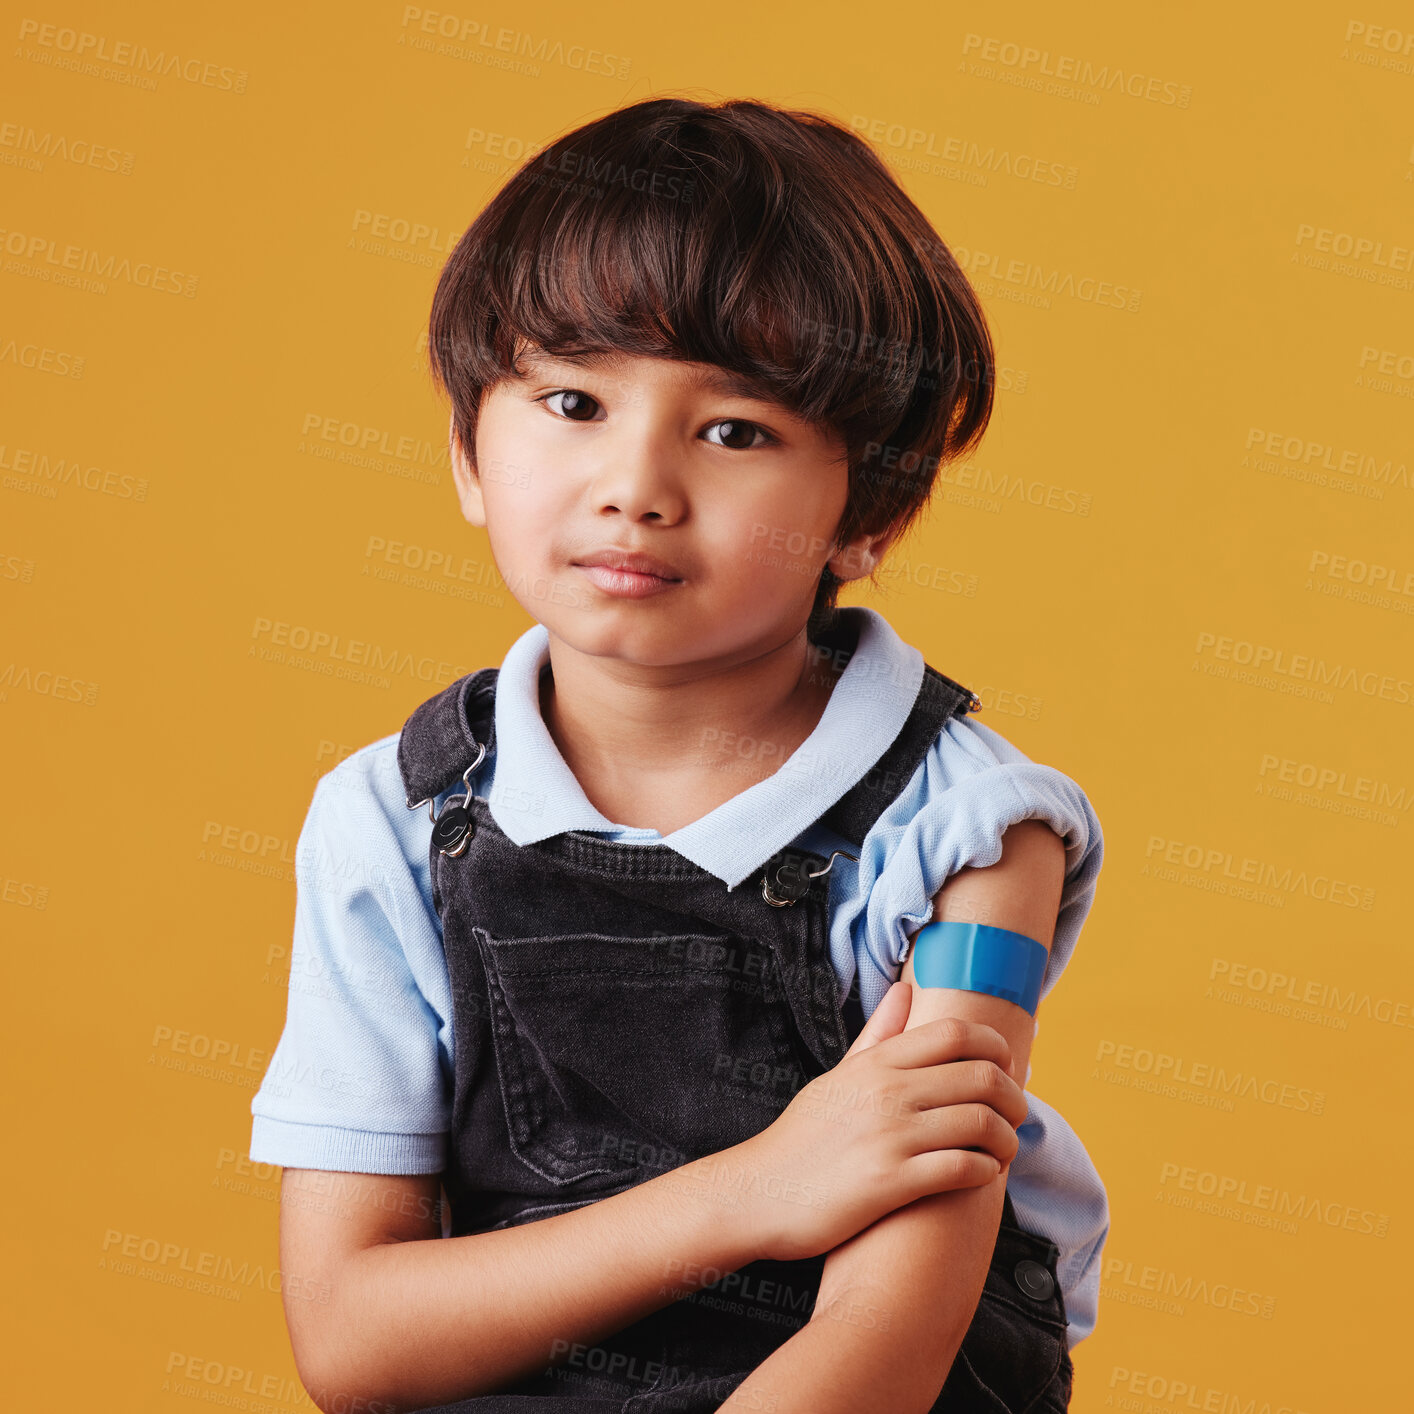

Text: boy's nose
xmin=585 ymin=442 xmax=688 ymax=524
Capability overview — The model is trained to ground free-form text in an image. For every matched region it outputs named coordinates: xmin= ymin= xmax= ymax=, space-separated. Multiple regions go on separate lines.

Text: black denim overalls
xmin=394 ymin=617 xmax=1075 ymax=1414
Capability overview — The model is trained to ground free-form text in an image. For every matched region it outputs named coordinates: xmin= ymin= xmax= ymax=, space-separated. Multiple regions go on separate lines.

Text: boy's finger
xmin=843 ymin=980 xmax=911 ymax=1057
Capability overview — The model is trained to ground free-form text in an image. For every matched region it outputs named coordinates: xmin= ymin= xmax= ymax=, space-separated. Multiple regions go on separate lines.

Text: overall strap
xmin=396 ymin=667 xmax=500 ymax=810
xmin=816 ymin=662 xmax=979 ymax=850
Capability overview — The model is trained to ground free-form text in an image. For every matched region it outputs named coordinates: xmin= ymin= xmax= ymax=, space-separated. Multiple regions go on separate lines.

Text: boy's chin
xmin=539 ymin=601 xmax=815 ymax=670
xmin=537 ymin=611 xmax=703 ymax=663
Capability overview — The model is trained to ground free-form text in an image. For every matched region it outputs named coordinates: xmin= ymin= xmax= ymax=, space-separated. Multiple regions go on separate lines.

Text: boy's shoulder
xmin=913 ymin=702 xmax=1099 ymax=824
xmin=302 ymin=731 xmax=442 ymax=910
xmin=308 ymin=731 xmax=433 ymax=849
xmin=315 ymin=731 xmax=405 ymax=801
xmin=926 ymin=705 xmax=1036 ymax=777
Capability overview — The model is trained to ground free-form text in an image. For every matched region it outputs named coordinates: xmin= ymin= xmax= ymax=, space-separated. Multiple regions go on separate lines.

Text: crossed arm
xmin=715 ymin=819 xmax=1068 ymax=1414
xmin=276 ymin=820 xmax=1065 ymax=1412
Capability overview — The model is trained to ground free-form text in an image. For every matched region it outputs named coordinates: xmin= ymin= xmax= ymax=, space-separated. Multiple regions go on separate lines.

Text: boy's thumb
xmin=843 ymin=980 xmax=912 ymax=1057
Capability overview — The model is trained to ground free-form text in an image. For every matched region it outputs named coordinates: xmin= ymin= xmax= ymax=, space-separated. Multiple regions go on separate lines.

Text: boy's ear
xmin=448 ymin=414 xmax=486 ymax=528
xmin=827 ymin=517 xmax=906 ymax=584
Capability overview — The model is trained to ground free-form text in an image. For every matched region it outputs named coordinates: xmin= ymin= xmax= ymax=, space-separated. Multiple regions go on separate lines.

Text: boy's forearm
xmin=717 ymin=1176 xmax=1008 ymax=1414
xmin=303 ymin=1147 xmax=789 ymax=1411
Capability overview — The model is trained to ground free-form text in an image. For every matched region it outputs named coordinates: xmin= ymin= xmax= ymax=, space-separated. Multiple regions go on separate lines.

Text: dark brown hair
xmin=427 ymin=96 xmax=994 ymax=643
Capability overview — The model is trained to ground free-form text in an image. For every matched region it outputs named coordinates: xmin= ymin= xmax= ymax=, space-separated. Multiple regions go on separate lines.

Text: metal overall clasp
xmin=406 ymin=739 xmax=487 ymax=858
xmin=761 ymin=848 xmax=859 ymax=907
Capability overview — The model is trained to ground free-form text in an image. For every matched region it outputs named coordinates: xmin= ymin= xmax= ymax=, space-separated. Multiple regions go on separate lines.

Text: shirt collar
xmin=487 ymin=606 xmax=924 ymax=889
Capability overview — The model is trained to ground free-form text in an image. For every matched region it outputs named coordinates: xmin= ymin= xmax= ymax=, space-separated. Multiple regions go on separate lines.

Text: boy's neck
xmin=536 ymin=626 xmax=846 ymax=835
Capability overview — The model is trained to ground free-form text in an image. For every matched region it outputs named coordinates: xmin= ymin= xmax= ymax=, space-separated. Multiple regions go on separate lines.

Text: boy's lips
xmin=571 ymin=548 xmax=686 ymax=600
xmin=572 ymin=548 xmax=684 ymax=581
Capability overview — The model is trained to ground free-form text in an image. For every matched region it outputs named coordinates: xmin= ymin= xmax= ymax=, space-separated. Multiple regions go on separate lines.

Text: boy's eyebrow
xmin=522 ymin=348 xmax=782 ymax=406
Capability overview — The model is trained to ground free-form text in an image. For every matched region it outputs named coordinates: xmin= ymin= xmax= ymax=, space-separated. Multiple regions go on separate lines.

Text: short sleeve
xmin=833 ymin=712 xmax=1104 ymax=1027
xmin=249 ymin=742 xmax=454 ymax=1174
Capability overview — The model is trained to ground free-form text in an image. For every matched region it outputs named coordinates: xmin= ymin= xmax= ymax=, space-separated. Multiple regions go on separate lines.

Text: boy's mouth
xmin=572 ymin=548 xmax=684 ymax=582
xmin=571 ymin=548 xmax=685 ymax=599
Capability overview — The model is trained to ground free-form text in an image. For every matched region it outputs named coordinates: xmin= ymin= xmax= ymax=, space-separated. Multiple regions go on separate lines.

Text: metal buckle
xmin=406 ymin=740 xmax=487 ymax=819
xmin=761 ymin=849 xmax=859 ymax=907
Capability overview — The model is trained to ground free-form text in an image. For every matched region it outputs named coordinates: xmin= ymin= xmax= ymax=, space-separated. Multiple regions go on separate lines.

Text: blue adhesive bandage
xmin=910 ymin=921 xmax=1048 ymax=1016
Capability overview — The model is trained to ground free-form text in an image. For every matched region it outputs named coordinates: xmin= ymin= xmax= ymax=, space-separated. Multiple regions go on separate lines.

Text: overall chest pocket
xmin=475 ymin=926 xmax=809 ymax=1187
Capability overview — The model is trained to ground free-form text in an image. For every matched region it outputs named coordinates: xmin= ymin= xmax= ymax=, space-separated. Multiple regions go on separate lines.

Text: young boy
xmin=250 ymin=97 xmax=1107 ymax=1414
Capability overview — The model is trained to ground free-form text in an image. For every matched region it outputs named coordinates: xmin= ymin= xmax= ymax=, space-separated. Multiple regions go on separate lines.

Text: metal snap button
xmin=1013 ymin=1259 xmax=1055 ymax=1302
xmin=431 ymin=802 xmax=474 ymax=857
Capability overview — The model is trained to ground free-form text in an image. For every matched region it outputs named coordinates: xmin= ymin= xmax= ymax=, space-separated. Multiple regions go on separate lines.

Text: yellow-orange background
xmin=5 ymin=2 xmax=1410 ymax=1407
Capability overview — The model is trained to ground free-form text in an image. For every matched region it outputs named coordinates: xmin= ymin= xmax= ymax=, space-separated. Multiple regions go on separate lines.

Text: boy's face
xmin=451 ymin=346 xmax=898 ymax=668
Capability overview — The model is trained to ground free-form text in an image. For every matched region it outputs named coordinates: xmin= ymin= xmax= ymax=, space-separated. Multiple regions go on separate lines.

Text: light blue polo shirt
xmin=249 ymin=606 xmax=1109 ymax=1347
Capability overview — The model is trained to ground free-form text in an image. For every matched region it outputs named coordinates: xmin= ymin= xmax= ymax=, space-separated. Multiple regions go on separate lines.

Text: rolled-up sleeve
xmin=833 ymin=713 xmax=1104 ymax=1024
xmin=249 ymin=750 xmax=453 ymax=1174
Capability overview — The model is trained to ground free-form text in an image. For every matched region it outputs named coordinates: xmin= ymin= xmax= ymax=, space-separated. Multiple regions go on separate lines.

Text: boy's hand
xmin=732 ymin=981 xmax=1027 ymax=1263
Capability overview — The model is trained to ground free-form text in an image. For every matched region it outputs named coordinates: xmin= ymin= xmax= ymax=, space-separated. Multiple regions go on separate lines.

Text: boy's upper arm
xmin=844 ymin=711 xmax=1104 ymax=1032
xmin=251 ymin=759 xmax=454 ymax=1174
xmin=900 ymin=819 xmax=1066 ymax=1086
xmin=278 ymin=1168 xmax=444 ymax=1382
xmin=281 ymin=1169 xmax=444 ymax=1270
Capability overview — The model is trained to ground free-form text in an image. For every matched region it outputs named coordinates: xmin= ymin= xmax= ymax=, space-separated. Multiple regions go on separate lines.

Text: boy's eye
xmin=540 ymin=389 xmax=604 ymax=422
xmin=703 ymin=419 xmax=774 ymax=451
xmin=537 ymin=389 xmax=776 ymax=450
